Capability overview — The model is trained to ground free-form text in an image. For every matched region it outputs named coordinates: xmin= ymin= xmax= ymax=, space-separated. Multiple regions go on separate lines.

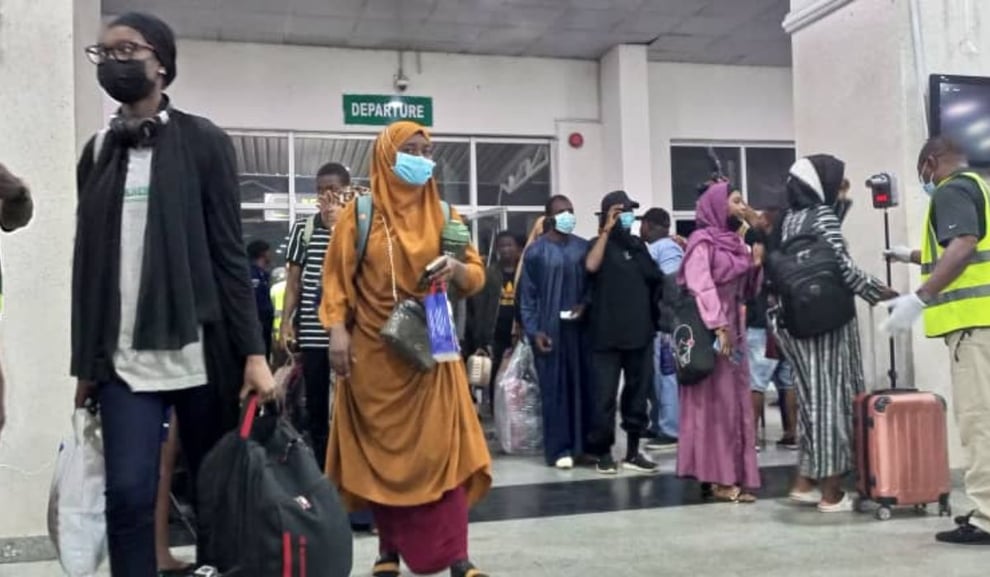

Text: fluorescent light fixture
xmin=978 ymin=137 xmax=990 ymax=150
xmin=967 ymin=119 xmax=990 ymax=136
xmin=945 ymin=100 xmax=979 ymax=118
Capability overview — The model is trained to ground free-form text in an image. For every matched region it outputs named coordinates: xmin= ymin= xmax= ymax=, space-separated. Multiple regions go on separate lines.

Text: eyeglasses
xmin=85 ymin=41 xmax=157 ymax=64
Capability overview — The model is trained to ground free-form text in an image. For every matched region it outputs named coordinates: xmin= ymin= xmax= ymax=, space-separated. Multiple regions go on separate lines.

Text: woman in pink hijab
xmin=676 ymin=181 xmax=763 ymax=502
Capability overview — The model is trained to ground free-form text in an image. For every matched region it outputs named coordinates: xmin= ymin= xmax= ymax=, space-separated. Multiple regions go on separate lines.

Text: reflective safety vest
xmin=920 ymin=171 xmax=990 ymax=337
xmin=270 ymin=280 xmax=286 ymax=339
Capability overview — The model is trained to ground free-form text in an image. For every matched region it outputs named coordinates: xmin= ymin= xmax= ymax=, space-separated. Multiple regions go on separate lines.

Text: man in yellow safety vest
xmin=883 ymin=136 xmax=990 ymax=546
xmin=269 ymin=267 xmax=287 ymax=366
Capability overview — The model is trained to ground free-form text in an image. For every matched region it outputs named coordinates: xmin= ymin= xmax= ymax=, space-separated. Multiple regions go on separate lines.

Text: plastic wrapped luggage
xmin=493 ymin=340 xmax=543 ymax=455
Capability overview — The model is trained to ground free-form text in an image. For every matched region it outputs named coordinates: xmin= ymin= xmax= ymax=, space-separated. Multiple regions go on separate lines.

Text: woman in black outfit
xmin=71 ymin=13 xmax=275 ymax=576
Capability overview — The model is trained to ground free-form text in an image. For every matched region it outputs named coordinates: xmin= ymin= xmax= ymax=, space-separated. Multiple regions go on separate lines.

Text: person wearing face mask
xmin=770 ymin=155 xmax=896 ymax=513
xmin=517 ymin=195 xmax=592 ymax=468
xmin=585 ymin=191 xmax=662 ymax=475
xmin=677 ymin=182 xmax=763 ymax=503
xmin=320 ymin=121 xmax=491 ymax=577
xmin=73 ymin=13 xmax=276 ymax=575
xmin=883 ymin=136 xmax=990 ymax=545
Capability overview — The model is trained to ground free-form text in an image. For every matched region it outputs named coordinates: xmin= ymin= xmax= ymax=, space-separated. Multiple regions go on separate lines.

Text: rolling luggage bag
xmin=854 ymin=389 xmax=952 ymax=520
xmin=854 ymin=202 xmax=952 ymax=521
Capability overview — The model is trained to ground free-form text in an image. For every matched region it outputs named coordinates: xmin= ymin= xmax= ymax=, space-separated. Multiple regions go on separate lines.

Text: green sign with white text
xmin=343 ymin=94 xmax=434 ymax=127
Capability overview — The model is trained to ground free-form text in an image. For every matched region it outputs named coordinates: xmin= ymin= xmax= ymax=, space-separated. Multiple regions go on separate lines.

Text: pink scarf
xmin=678 ymin=182 xmax=752 ymax=286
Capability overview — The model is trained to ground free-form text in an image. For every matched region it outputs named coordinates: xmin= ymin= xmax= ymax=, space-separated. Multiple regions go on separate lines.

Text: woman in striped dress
xmin=771 ymin=155 xmax=897 ymax=513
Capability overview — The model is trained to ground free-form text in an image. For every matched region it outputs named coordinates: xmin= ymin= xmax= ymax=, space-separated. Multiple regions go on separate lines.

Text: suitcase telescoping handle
xmin=882 ymin=206 xmax=899 ymax=389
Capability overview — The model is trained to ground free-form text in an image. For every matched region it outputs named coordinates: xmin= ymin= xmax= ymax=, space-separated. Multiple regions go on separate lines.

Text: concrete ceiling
xmin=102 ymin=0 xmax=792 ymax=67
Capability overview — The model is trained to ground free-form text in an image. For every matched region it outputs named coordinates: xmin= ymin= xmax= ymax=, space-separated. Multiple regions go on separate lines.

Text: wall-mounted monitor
xmin=929 ymin=74 xmax=990 ymax=167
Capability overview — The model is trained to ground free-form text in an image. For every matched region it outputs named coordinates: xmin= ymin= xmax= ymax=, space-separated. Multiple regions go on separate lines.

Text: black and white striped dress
xmin=772 ymin=206 xmax=885 ymax=480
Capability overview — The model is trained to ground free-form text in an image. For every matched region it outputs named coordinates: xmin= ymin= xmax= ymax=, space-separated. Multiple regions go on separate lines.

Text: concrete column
xmin=0 ymin=0 xmax=101 ymax=545
xmin=599 ymin=45 xmax=654 ymax=210
xmin=786 ymin=0 xmax=990 ymax=468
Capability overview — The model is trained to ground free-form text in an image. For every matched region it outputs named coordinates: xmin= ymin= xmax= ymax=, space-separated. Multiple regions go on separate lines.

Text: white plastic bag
xmin=493 ymin=340 xmax=543 ymax=455
xmin=47 ymin=408 xmax=107 ymax=577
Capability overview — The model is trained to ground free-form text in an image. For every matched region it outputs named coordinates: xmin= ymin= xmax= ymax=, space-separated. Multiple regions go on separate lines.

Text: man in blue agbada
xmin=518 ymin=195 xmax=592 ymax=469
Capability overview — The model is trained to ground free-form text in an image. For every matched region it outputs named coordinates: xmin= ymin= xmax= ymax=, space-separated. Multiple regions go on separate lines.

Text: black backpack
xmin=765 ymin=232 xmax=856 ymax=339
xmin=198 ymin=398 xmax=353 ymax=577
xmin=668 ymin=284 xmax=716 ymax=385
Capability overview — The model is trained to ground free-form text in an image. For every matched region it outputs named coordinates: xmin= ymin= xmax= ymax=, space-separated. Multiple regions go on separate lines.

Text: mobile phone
xmin=424 ymin=256 xmax=448 ymax=276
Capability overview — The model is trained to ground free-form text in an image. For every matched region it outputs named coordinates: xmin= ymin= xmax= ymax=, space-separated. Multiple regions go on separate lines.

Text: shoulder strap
xmin=302 ymin=214 xmax=317 ymax=247
xmin=354 ymin=199 xmax=451 ymax=268
xmin=355 ymin=195 xmax=374 ymax=266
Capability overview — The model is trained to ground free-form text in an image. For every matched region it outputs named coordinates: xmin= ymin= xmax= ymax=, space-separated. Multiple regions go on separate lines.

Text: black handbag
xmin=378 ymin=217 xmax=436 ymax=372
xmin=669 ymin=286 xmax=716 ymax=386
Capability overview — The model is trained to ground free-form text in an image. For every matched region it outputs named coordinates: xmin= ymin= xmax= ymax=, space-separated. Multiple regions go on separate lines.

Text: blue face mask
xmin=554 ymin=212 xmax=577 ymax=235
xmin=922 ymin=180 xmax=937 ymax=197
xmin=619 ymin=211 xmax=636 ymax=230
xmin=393 ymin=152 xmax=436 ymax=186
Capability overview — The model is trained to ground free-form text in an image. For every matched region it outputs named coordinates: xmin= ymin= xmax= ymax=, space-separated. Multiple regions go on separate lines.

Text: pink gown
xmin=676 ymin=243 xmax=762 ymax=490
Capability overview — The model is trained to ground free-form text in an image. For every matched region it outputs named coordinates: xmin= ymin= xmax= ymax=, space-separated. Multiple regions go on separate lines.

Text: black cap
xmin=110 ymin=12 xmax=177 ymax=88
xmin=599 ymin=190 xmax=640 ymax=214
xmin=640 ymin=208 xmax=670 ymax=228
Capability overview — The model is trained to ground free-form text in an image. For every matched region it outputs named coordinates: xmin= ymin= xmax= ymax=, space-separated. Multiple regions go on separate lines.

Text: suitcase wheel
xmin=913 ymin=504 xmax=928 ymax=515
xmin=875 ymin=506 xmax=893 ymax=521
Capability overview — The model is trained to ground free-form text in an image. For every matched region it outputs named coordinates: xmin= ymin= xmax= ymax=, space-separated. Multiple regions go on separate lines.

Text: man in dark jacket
xmin=585 ymin=190 xmax=662 ymax=475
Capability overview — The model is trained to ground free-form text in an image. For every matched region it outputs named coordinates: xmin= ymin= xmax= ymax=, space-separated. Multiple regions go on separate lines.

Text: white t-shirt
xmin=113 ymin=147 xmax=208 ymax=392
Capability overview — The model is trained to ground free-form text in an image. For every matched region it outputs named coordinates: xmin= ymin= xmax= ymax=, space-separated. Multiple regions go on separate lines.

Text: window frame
xmin=668 ymin=139 xmax=796 ymax=230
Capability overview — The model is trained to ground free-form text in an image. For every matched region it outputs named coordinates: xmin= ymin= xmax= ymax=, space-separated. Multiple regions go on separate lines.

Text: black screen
xmin=930 ymin=74 xmax=990 ymax=167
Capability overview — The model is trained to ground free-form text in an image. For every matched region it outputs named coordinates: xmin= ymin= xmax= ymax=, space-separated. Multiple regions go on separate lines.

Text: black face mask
xmin=98 ymin=60 xmax=156 ymax=104
xmin=834 ymin=199 xmax=853 ymax=222
xmin=727 ymin=215 xmax=744 ymax=232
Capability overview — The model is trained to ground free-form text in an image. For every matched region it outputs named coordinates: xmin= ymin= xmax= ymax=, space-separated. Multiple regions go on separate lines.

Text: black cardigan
xmin=72 ymin=110 xmax=264 ymax=428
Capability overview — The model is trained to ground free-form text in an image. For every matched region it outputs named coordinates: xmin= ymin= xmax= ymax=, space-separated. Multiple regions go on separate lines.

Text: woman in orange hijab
xmin=320 ymin=121 xmax=492 ymax=577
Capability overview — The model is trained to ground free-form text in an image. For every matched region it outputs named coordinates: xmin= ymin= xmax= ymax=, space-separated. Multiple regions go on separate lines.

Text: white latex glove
xmin=879 ymin=293 xmax=926 ymax=334
xmin=883 ymin=245 xmax=914 ymax=264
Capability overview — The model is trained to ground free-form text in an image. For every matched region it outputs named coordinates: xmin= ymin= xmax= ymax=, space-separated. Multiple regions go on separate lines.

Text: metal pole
xmin=884 ymin=208 xmax=898 ymax=389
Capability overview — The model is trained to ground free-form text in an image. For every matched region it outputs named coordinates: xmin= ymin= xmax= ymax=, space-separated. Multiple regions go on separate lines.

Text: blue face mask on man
xmin=554 ymin=212 xmax=577 ymax=235
xmin=619 ymin=211 xmax=636 ymax=230
xmin=393 ymin=152 xmax=436 ymax=186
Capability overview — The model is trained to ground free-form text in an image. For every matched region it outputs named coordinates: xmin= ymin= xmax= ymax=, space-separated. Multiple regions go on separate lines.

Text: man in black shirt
xmin=585 ymin=190 xmax=661 ymax=474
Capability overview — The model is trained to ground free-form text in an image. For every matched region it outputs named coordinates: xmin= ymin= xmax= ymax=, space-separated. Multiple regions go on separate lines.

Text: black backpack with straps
xmin=765 ymin=214 xmax=856 ymax=339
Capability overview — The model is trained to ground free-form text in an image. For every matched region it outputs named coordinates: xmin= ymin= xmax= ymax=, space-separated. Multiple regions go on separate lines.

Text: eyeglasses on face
xmin=85 ymin=41 xmax=157 ymax=64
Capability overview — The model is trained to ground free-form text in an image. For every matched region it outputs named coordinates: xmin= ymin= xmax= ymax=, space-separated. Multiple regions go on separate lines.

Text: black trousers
xmin=586 ymin=347 xmax=652 ymax=456
xmin=302 ymin=347 xmax=332 ymax=470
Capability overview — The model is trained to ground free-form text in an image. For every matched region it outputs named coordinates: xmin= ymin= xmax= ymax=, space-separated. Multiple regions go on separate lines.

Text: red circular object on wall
xmin=568 ymin=132 xmax=584 ymax=149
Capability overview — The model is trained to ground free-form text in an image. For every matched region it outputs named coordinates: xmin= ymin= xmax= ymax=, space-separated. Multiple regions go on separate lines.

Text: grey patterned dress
xmin=771 ymin=206 xmax=886 ymax=480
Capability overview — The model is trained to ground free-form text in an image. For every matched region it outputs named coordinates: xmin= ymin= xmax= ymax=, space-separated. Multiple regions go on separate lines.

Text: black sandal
xmin=451 ymin=559 xmax=489 ymax=577
xmin=373 ymin=553 xmax=401 ymax=577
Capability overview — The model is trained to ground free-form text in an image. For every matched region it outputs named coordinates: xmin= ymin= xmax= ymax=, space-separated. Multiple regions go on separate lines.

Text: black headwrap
xmin=786 ymin=154 xmax=845 ymax=210
xmin=111 ymin=12 xmax=177 ymax=87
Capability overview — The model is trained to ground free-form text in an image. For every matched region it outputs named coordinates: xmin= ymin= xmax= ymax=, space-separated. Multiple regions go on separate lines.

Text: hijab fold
xmin=787 ymin=154 xmax=845 ymax=210
xmin=678 ymin=181 xmax=752 ymax=286
xmin=370 ymin=121 xmax=446 ymax=296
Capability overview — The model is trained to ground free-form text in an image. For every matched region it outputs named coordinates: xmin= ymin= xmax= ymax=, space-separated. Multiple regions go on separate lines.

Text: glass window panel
xmin=745 ymin=147 xmax=795 ymax=210
xmin=674 ymin=219 xmax=697 ymax=239
xmin=471 ymin=211 xmax=539 ymax=267
xmin=477 ymin=143 xmax=552 ymax=207
xmin=432 ymin=142 xmax=470 ymax=205
xmin=230 ymin=134 xmax=290 ymax=204
xmin=241 ymin=208 xmax=290 ymax=269
xmin=670 ymin=146 xmax=741 ymax=211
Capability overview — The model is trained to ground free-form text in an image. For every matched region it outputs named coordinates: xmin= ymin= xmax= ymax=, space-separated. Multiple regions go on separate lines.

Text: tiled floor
xmin=6 ymin=403 xmax=985 ymax=576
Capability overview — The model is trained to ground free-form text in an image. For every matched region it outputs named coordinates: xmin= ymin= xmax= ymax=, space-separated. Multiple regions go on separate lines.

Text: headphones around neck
xmin=109 ymin=108 xmax=171 ymax=148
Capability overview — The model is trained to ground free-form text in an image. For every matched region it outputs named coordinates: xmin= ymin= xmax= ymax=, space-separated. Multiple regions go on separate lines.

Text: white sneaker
xmin=818 ymin=492 xmax=857 ymax=513
xmin=789 ymin=489 xmax=822 ymax=505
xmin=555 ymin=456 xmax=574 ymax=470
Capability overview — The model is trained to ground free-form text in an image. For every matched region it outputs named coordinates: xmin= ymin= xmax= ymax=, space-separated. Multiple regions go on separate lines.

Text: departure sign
xmin=343 ymin=94 xmax=434 ymax=127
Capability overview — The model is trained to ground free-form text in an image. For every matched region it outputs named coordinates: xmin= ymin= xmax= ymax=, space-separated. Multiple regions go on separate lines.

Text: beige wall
xmin=0 ymin=0 xmax=95 ymax=538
